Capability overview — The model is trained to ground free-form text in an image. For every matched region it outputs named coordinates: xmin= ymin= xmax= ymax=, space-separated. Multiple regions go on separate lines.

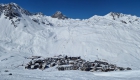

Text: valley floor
xmin=0 ymin=52 xmax=140 ymax=80
xmin=0 ymin=68 xmax=140 ymax=80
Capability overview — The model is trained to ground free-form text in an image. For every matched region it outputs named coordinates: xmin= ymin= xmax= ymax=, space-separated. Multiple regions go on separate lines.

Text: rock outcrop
xmin=51 ymin=11 xmax=68 ymax=19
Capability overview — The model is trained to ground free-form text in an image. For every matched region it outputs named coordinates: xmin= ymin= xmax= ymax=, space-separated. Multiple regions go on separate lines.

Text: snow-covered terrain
xmin=0 ymin=3 xmax=140 ymax=80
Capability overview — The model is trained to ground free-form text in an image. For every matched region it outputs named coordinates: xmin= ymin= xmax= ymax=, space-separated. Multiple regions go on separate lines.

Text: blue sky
xmin=0 ymin=0 xmax=140 ymax=19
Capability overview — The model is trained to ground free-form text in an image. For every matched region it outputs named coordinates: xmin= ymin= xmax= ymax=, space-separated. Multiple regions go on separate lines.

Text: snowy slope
xmin=0 ymin=69 xmax=140 ymax=80
xmin=0 ymin=3 xmax=140 ymax=80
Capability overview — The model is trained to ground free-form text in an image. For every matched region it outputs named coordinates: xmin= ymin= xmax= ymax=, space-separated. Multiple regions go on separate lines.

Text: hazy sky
xmin=1 ymin=0 xmax=140 ymax=19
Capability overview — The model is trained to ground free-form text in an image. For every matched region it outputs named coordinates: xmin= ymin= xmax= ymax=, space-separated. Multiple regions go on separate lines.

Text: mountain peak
xmin=9 ymin=2 xmax=18 ymax=6
xmin=0 ymin=3 xmax=32 ymax=19
xmin=105 ymin=12 xmax=126 ymax=20
xmin=56 ymin=11 xmax=62 ymax=14
xmin=0 ymin=2 xmax=17 ymax=6
xmin=51 ymin=11 xmax=68 ymax=19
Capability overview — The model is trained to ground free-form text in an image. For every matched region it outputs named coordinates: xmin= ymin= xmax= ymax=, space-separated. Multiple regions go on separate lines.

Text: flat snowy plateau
xmin=1 ymin=69 xmax=140 ymax=80
xmin=0 ymin=3 xmax=140 ymax=80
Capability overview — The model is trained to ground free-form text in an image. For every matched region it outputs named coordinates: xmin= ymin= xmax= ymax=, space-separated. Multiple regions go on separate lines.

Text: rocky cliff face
xmin=0 ymin=3 xmax=31 ymax=19
xmin=51 ymin=11 xmax=68 ymax=19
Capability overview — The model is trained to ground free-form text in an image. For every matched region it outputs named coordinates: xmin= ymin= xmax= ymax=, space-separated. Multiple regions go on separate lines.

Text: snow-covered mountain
xmin=1 ymin=2 xmax=140 ymax=77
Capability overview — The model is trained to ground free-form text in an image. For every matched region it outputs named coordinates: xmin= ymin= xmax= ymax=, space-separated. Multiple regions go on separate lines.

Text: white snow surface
xmin=0 ymin=3 xmax=140 ymax=79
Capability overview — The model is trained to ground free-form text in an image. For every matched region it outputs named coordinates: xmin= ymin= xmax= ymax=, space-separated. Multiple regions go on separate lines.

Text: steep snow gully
xmin=0 ymin=3 xmax=140 ymax=80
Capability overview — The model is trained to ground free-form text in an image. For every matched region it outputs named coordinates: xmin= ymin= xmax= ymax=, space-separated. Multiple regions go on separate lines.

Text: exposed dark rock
xmin=0 ymin=3 xmax=32 ymax=19
xmin=9 ymin=73 xmax=12 ymax=75
xmin=32 ymin=18 xmax=40 ymax=24
xmin=51 ymin=11 xmax=68 ymax=19
xmin=126 ymin=67 xmax=132 ymax=70
xmin=4 ymin=70 xmax=9 ymax=72
xmin=109 ymin=12 xmax=125 ymax=20
xmin=121 ymin=20 xmax=127 ymax=24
